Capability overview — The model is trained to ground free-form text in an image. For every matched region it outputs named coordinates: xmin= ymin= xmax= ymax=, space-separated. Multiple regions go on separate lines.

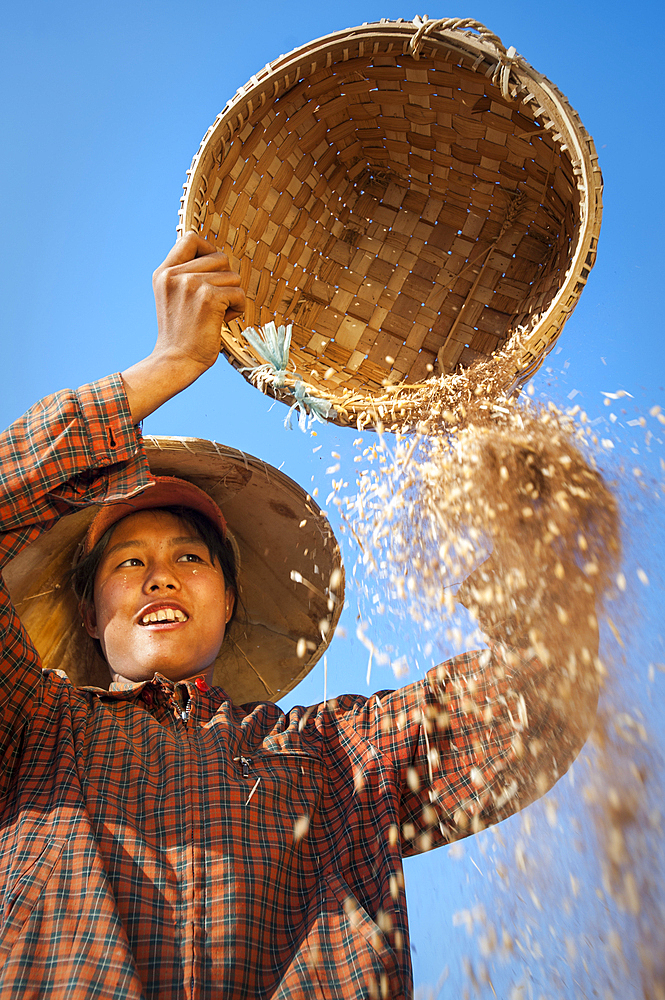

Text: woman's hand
xmin=121 ymin=233 xmax=245 ymax=423
xmin=152 ymin=232 xmax=245 ymax=372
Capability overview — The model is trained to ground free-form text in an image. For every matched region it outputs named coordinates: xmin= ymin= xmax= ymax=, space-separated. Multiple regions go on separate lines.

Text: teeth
xmin=141 ymin=608 xmax=187 ymax=625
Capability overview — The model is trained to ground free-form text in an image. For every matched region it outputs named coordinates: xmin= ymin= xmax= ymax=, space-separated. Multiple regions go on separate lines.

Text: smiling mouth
xmin=139 ymin=608 xmax=189 ymax=626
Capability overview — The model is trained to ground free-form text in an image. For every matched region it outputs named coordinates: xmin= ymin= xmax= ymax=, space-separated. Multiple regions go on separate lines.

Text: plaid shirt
xmin=0 ymin=376 xmax=596 ymax=999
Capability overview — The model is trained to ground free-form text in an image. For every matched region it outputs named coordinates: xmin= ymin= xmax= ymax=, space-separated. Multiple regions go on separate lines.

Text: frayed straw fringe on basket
xmin=179 ymin=16 xmax=602 ymax=429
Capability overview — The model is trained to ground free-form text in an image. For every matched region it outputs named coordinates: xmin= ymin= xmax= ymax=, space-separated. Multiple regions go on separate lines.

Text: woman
xmin=0 ymin=234 xmax=599 ymax=999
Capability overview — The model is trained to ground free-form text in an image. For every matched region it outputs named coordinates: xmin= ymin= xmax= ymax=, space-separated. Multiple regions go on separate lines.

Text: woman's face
xmin=83 ymin=509 xmax=234 ymax=686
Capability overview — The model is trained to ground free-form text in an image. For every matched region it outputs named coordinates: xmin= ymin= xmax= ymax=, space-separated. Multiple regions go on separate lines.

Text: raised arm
xmin=0 ymin=234 xmax=244 ymax=792
xmin=121 ymin=232 xmax=245 ymax=422
xmin=0 ymin=374 xmax=149 ymax=797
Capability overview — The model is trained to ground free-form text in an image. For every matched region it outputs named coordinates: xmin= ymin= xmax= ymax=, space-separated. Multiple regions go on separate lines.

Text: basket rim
xmin=178 ymin=16 xmax=603 ymax=424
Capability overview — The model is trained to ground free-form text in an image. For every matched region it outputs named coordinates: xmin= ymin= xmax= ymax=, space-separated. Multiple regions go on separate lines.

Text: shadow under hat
xmin=4 ymin=435 xmax=344 ymax=705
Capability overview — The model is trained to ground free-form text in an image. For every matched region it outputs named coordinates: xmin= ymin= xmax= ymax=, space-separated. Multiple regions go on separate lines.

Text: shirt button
xmin=195 ymin=677 xmax=209 ymax=692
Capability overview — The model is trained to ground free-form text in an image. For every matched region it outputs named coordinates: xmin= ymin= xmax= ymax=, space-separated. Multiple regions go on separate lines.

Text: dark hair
xmin=71 ymin=505 xmax=238 ymax=625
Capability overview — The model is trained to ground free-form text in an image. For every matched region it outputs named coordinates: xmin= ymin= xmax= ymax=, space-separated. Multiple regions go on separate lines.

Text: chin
xmin=103 ymin=638 xmax=221 ymax=686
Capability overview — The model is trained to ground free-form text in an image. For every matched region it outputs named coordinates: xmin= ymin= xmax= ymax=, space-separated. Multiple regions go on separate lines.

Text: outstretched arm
xmin=330 ymin=549 xmax=602 ymax=854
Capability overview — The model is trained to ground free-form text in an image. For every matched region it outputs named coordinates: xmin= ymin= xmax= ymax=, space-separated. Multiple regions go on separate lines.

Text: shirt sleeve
xmin=0 ymin=374 xmax=152 ymax=791
xmin=332 ymin=639 xmax=598 ymax=856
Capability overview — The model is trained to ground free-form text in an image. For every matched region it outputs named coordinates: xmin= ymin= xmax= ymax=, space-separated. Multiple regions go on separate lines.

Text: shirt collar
xmin=108 ymin=672 xmax=205 ymax=693
xmin=99 ymin=673 xmax=234 ymax=723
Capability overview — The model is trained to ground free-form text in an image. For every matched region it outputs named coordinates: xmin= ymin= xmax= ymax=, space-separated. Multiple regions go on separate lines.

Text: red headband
xmin=83 ymin=477 xmax=227 ymax=556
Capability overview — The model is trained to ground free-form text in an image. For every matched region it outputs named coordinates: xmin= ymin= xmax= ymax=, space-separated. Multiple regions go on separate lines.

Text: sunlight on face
xmin=83 ymin=509 xmax=234 ymax=685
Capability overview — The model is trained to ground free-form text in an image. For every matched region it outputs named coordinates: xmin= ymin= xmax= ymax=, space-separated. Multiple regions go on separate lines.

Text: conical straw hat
xmin=4 ymin=436 xmax=344 ymax=704
xmin=179 ymin=16 xmax=602 ymax=429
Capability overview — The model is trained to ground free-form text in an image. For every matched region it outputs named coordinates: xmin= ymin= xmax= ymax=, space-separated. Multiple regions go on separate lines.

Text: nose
xmin=143 ymin=559 xmax=180 ymax=593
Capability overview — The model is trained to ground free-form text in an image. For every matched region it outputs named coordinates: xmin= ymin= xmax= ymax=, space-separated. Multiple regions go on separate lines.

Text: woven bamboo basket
xmin=179 ymin=16 xmax=602 ymax=428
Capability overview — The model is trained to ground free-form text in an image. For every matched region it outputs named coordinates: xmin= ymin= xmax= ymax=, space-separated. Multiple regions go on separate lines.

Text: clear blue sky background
xmin=2 ymin=2 xmax=664 ymax=996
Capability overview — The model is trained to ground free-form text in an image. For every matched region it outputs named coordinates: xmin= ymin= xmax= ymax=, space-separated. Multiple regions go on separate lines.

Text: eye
xmin=117 ymin=557 xmax=144 ymax=568
xmin=177 ymin=552 xmax=206 ymax=563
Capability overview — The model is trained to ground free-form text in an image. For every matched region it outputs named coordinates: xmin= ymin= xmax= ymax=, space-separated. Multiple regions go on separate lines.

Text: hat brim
xmin=4 ymin=435 xmax=344 ymax=705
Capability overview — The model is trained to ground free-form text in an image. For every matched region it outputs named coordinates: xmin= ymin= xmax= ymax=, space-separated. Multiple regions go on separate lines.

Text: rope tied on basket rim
xmin=241 ymin=322 xmax=337 ymax=430
xmin=242 ymin=320 xmax=293 ymax=389
xmin=409 ymin=15 xmax=518 ymax=101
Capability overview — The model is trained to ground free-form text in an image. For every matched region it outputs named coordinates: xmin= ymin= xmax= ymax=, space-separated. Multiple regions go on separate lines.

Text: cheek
xmin=197 ymin=580 xmax=232 ymax=636
xmin=94 ymin=577 xmax=133 ymax=630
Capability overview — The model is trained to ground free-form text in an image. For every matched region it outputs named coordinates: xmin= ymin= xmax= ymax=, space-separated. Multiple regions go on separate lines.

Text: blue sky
xmin=2 ymin=1 xmax=664 ymax=995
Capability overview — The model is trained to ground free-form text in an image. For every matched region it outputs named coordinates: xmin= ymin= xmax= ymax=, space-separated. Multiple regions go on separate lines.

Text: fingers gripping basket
xmin=179 ymin=16 xmax=602 ymax=428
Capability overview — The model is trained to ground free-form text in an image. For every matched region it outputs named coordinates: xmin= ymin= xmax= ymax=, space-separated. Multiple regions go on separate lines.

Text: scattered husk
xmin=336 ymin=333 xmax=619 ymax=657
xmin=324 ymin=335 xmax=664 ymax=997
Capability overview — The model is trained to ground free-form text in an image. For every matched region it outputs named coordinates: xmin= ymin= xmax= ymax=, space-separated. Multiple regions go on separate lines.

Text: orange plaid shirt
xmin=0 ymin=376 xmax=596 ymax=999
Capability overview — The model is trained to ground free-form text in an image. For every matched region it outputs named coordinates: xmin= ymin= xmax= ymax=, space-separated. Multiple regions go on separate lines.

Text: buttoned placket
xmin=178 ymin=680 xmax=199 ymax=1000
xmin=138 ymin=678 xmax=202 ymax=999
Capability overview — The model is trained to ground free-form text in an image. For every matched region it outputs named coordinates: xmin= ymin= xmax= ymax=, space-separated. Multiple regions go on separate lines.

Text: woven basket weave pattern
xmin=180 ymin=20 xmax=601 ymax=424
